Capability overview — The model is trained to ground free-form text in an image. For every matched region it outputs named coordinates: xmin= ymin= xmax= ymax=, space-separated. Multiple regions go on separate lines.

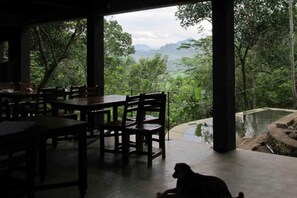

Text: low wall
xmin=267 ymin=112 xmax=297 ymax=157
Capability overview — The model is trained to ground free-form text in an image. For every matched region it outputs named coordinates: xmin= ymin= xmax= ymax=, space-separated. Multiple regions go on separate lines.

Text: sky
xmin=105 ymin=6 xmax=211 ymax=49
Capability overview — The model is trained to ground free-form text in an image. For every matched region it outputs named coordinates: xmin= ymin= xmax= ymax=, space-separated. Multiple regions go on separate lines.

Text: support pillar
xmin=87 ymin=14 xmax=104 ymax=96
xmin=0 ymin=41 xmax=5 ymax=82
xmin=212 ymin=0 xmax=236 ymax=152
xmin=8 ymin=27 xmax=30 ymax=83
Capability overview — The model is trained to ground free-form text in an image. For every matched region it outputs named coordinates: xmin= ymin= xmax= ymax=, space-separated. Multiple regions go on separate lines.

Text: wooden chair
xmin=25 ymin=87 xmax=74 ymax=117
xmin=0 ymin=99 xmax=10 ymax=121
xmin=19 ymin=82 xmax=36 ymax=92
xmin=124 ymin=92 xmax=166 ymax=167
xmin=99 ymin=94 xmax=141 ymax=158
xmin=25 ymin=87 xmax=78 ymax=147
xmin=69 ymin=85 xmax=87 ymax=99
xmin=24 ymin=87 xmax=59 ymax=116
xmin=34 ymin=87 xmax=57 ymax=115
xmin=0 ymin=82 xmax=15 ymax=120
xmin=69 ymin=85 xmax=111 ymax=134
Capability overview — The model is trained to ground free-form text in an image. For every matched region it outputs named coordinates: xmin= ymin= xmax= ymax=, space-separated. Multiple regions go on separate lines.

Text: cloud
xmin=105 ymin=6 xmax=211 ymax=49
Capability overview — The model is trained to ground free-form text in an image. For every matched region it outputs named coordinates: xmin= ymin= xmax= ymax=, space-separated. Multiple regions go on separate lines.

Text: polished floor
xmin=34 ymin=138 xmax=297 ymax=198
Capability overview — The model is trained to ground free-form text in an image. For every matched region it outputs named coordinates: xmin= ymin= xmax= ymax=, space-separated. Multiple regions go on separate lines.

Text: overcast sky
xmin=105 ymin=6 xmax=211 ymax=49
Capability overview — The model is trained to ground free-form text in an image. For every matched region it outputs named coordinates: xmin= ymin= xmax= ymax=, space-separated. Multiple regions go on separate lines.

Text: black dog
xmin=157 ymin=163 xmax=244 ymax=198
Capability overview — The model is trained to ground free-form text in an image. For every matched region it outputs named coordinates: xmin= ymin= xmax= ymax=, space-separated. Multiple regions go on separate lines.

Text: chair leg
xmin=39 ymin=137 xmax=47 ymax=182
xmin=135 ymin=134 xmax=143 ymax=153
xmin=160 ymin=131 xmax=166 ymax=159
xmin=106 ymin=111 xmax=111 ymax=122
xmin=52 ymin=137 xmax=58 ymax=148
xmin=99 ymin=129 xmax=105 ymax=158
xmin=122 ymin=131 xmax=129 ymax=163
xmin=114 ymin=130 xmax=120 ymax=149
xmin=147 ymin=135 xmax=153 ymax=167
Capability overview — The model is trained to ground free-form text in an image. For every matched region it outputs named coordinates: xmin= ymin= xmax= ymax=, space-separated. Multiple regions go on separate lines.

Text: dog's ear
xmin=181 ymin=163 xmax=191 ymax=172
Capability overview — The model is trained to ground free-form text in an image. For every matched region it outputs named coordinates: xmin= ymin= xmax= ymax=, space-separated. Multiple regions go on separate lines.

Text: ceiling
xmin=0 ymin=0 xmax=200 ymax=27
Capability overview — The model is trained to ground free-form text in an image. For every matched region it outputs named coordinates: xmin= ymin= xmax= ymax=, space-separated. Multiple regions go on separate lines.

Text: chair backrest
xmin=138 ymin=92 xmax=166 ymax=127
xmin=0 ymin=99 xmax=10 ymax=121
xmin=121 ymin=94 xmax=141 ymax=127
xmin=0 ymin=82 xmax=35 ymax=91
xmin=86 ymin=85 xmax=99 ymax=97
xmin=19 ymin=82 xmax=36 ymax=92
xmin=35 ymin=87 xmax=64 ymax=115
xmin=0 ymin=82 xmax=13 ymax=90
xmin=69 ymin=85 xmax=87 ymax=99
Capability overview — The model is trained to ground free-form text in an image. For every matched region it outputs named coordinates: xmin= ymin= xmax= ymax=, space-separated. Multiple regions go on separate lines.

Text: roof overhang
xmin=0 ymin=0 xmax=202 ymax=27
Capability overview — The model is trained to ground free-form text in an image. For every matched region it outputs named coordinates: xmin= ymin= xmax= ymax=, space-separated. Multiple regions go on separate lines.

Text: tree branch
xmin=34 ymin=26 xmax=49 ymax=70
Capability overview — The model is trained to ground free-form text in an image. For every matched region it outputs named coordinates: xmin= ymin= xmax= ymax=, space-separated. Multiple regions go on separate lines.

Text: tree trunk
xmin=252 ymin=69 xmax=257 ymax=109
xmin=289 ymin=0 xmax=297 ymax=107
xmin=241 ymin=60 xmax=248 ymax=110
xmin=33 ymin=21 xmax=84 ymax=89
xmin=236 ymin=44 xmax=250 ymax=111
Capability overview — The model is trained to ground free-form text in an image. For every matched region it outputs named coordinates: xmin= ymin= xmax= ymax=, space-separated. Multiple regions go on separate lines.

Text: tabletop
xmin=0 ymin=120 xmax=37 ymax=136
xmin=51 ymin=95 xmax=126 ymax=108
xmin=51 ymin=95 xmax=126 ymax=121
xmin=25 ymin=115 xmax=88 ymax=133
xmin=0 ymin=89 xmax=37 ymax=98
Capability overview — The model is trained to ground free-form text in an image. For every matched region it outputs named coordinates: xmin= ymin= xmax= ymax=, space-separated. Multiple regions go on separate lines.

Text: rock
xmin=275 ymin=123 xmax=288 ymax=129
xmin=287 ymin=131 xmax=297 ymax=140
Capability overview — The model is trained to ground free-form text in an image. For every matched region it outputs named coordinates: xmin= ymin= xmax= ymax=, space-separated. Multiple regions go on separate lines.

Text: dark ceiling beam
xmin=28 ymin=8 xmax=87 ymax=25
xmin=94 ymin=0 xmax=203 ymax=15
xmin=33 ymin=0 xmax=85 ymax=9
xmin=0 ymin=14 xmax=28 ymax=27
xmin=0 ymin=0 xmax=207 ymax=26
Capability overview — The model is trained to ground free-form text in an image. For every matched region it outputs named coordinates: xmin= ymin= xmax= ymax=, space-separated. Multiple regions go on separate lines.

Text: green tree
xmin=104 ymin=19 xmax=136 ymax=94
xmin=168 ymin=36 xmax=213 ymax=127
xmin=31 ymin=20 xmax=86 ymax=88
xmin=104 ymin=20 xmax=135 ymax=69
xmin=126 ymin=54 xmax=168 ymax=93
xmin=31 ymin=19 xmax=135 ymax=90
xmin=176 ymin=0 xmax=295 ymax=111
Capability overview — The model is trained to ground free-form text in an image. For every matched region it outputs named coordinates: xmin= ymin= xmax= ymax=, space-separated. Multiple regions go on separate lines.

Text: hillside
xmin=133 ymin=39 xmax=195 ymax=72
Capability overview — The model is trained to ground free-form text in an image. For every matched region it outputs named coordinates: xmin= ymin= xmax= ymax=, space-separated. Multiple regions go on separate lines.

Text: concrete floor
xmin=34 ymin=139 xmax=297 ymax=198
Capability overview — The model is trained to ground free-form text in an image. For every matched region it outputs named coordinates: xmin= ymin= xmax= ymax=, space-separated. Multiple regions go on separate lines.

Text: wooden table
xmin=51 ymin=95 xmax=126 ymax=121
xmin=25 ymin=115 xmax=88 ymax=197
xmin=0 ymin=121 xmax=39 ymax=198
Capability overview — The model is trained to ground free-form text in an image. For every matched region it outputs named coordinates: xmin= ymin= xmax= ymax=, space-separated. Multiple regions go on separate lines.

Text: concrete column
xmin=8 ymin=27 xmax=30 ymax=83
xmin=87 ymin=14 xmax=104 ymax=96
xmin=212 ymin=0 xmax=236 ymax=152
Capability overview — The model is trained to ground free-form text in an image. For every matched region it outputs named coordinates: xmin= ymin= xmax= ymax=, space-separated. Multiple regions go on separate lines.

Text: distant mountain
xmin=133 ymin=39 xmax=195 ymax=73
xmin=134 ymin=44 xmax=152 ymax=51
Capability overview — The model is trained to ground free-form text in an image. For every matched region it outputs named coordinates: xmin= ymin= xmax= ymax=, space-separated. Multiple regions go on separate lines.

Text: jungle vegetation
xmin=28 ymin=0 xmax=297 ymax=128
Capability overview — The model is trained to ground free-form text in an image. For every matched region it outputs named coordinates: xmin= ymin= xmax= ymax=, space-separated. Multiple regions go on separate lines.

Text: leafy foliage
xmin=31 ymin=20 xmax=86 ymax=88
xmin=176 ymin=0 xmax=297 ymax=113
xmin=29 ymin=3 xmax=297 ymax=130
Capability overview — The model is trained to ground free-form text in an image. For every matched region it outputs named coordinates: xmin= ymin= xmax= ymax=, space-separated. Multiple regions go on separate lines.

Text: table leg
xmin=80 ymin=110 xmax=87 ymax=121
xmin=78 ymin=126 xmax=87 ymax=197
xmin=12 ymin=99 xmax=20 ymax=120
xmin=122 ymin=130 xmax=129 ymax=163
xmin=39 ymin=136 xmax=47 ymax=182
xmin=52 ymin=105 xmax=58 ymax=116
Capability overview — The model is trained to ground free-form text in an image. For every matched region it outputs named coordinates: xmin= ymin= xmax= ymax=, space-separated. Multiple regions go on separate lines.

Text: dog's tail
xmin=236 ymin=192 xmax=244 ymax=198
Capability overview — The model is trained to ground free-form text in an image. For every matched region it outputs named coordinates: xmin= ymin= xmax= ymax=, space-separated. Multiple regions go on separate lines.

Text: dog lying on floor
xmin=156 ymin=163 xmax=244 ymax=198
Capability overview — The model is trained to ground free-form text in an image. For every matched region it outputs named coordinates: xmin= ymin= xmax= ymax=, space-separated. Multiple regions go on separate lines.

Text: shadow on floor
xmin=34 ymin=139 xmax=297 ymax=198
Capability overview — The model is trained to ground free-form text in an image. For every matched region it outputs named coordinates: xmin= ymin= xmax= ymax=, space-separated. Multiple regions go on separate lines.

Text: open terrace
xmin=1 ymin=1 xmax=295 ymax=197
xmin=34 ymin=138 xmax=297 ymax=198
